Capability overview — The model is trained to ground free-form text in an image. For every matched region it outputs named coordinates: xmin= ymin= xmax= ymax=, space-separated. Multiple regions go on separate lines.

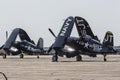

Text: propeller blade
xmin=48 ymin=28 xmax=57 ymax=38
xmin=6 ymin=31 xmax=8 ymax=40
xmin=47 ymin=44 xmax=54 ymax=53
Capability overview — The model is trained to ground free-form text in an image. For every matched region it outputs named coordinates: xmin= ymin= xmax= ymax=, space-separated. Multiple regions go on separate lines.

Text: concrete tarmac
xmin=0 ymin=55 xmax=120 ymax=80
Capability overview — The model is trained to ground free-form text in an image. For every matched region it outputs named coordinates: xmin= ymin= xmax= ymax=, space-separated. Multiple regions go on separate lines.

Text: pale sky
xmin=0 ymin=0 xmax=120 ymax=47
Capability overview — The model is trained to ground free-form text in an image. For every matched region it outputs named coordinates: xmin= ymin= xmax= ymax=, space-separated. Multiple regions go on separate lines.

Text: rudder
xmin=103 ymin=31 xmax=114 ymax=46
xmin=37 ymin=37 xmax=44 ymax=49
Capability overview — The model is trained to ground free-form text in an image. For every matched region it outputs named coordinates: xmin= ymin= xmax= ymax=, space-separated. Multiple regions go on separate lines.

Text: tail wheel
xmin=76 ymin=55 xmax=82 ymax=61
xmin=37 ymin=55 xmax=39 ymax=59
xmin=20 ymin=54 xmax=24 ymax=58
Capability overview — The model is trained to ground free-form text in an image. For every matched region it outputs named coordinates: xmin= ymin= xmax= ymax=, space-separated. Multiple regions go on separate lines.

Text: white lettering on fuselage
xmin=60 ymin=18 xmax=72 ymax=36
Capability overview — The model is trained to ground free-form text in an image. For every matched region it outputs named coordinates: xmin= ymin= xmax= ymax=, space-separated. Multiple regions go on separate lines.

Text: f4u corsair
xmin=2 ymin=28 xmax=44 ymax=58
xmin=48 ymin=16 xmax=117 ymax=62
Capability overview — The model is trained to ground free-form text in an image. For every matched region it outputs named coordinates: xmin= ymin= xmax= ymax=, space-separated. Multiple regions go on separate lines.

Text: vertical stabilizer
xmin=103 ymin=31 xmax=113 ymax=46
xmin=37 ymin=37 xmax=44 ymax=49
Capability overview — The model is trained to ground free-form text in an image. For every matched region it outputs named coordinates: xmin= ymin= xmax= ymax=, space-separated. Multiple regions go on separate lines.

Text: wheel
xmin=76 ymin=55 xmax=82 ymax=61
xmin=104 ymin=58 xmax=107 ymax=62
xmin=103 ymin=54 xmax=107 ymax=62
xmin=37 ymin=55 xmax=39 ymax=59
xmin=52 ymin=55 xmax=58 ymax=62
xmin=20 ymin=54 xmax=24 ymax=58
xmin=3 ymin=54 xmax=7 ymax=59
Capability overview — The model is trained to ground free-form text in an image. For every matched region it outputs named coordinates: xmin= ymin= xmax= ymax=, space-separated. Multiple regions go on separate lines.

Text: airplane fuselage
xmin=66 ymin=37 xmax=115 ymax=57
xmin=12 ymin=40 xmax=43 ymax=55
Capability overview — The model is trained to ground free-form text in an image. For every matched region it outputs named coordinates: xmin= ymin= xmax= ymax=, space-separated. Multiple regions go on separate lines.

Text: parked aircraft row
xmin=0 ymin=28 xmax=44 ymax=58
xmin=0 ymin=16 xmax=119 ymax=62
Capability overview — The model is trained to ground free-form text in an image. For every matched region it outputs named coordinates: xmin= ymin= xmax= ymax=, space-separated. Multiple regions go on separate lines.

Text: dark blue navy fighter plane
xmin=2 ymin=28 xmax=44 ymax=58
xmin=48 ymin=16 xmax=117 ymax=62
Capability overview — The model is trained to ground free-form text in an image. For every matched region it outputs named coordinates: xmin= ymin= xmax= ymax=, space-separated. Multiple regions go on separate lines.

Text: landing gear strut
xmin=104 ymin=54 xmax=107 ymax=62
xmin=76 ymin=55 xmax=82 ymax=61
xmin=52 ymin=53 xmax=58 ymax=62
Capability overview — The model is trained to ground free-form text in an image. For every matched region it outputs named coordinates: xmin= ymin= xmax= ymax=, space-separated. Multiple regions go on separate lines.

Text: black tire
xmin=104 ymin=58 xmax=107 ymax=62
xmin=3 ymin=54 xmax=7 ymax=59
xmin=37 ymin=55 xmax=39 ymax=59
xmin=76 ymin=55 xmax=82 ymax=61
xmin=20 ymin=54 xmax=24 ymax=58
xmin=103 ymin=54 xmax=107 ymax=62
xmin=52 ymin=55 xmax=58 ymax=62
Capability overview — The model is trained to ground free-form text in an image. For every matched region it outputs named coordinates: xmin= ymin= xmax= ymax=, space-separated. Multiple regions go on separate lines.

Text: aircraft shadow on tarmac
xmin=59 ymin=60 xmax=120 ymax=62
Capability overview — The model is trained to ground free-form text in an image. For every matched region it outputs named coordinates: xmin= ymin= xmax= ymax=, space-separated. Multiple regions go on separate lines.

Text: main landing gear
xmin=3 ymin=54 xmax=7 ymax=59
xmin=103 ymin=54 xmax=107 ymax=62
xmin=20 ymin=53 xmax=24 ymax=58
xmin=52 ymin=54 xmax=58 ymax=62
xmin=37 ymin=55 xmax=39 ymax=59
xmin=76 ymin=55 xmax=82 ymax=61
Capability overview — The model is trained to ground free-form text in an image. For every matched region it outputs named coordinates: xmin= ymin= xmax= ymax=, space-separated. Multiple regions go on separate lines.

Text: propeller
xmin=48 ymin=28 xmax=57 ymax=38
xmin=6 ymin=31 xmax=8 ymax=40
xmin=48 ymin=28 xmax=56 ymax=53
xmin=48 ymin=16 xmax=74 ymax=53
xmin=47 ymin=44 xmax=54 ymax=53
